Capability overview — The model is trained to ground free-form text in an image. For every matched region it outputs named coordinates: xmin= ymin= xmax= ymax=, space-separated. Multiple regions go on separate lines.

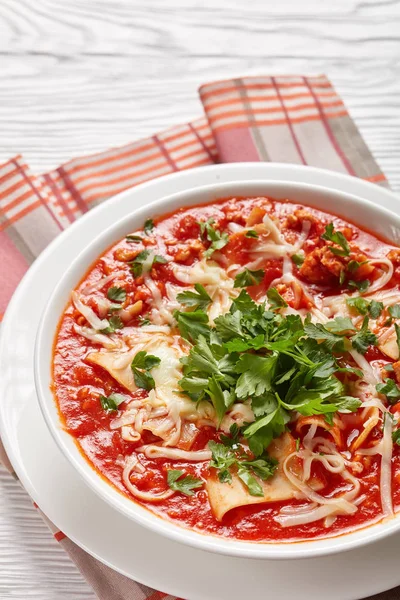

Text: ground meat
xmin=299 ymin=246 xmax=341 ymax=284
xmin=114 ymin=245 xmax=144 ymax=262
xmin=285 ymin=210 xmax=319 ymax=231
xmin=387 ymin=249 xmax=400 ymax=266
xmin=172 ymin=239 xmax=205 ymax=263
xmin=299 ymin=245 xmax=374 ymax=284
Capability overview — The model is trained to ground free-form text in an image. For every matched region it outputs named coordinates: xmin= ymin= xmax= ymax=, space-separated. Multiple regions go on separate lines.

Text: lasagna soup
xmin=53 ymin=196 xmax=400 ymax=542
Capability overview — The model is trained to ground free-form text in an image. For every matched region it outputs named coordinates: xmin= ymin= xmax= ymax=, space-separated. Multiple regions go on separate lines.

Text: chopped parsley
xmin=369 ymin=300 xmax=384 ymax=319
xmin=138 ymin=316 xmax=151 ymax=326
xmin=350 ymin=316 xmax=378 ymax=354
xmin=347 ymin=259 xmax=368 ymax=272
xmin=395 ymin=323 xmax=400 ymax=356
xmin=167 ymin=470 xmax=203 ymax=496
xmin=208 ymin=438 xmax=277 ymax=497
xmin=234 ymin=268 xmax=264 ymax=288
xmin=321 ymin=223 xmax=350 ymax=257
xmin=126 ymin=234 xmax=142 ymax=243
xmin=245 ymin=230 xmax=259 ymax=239
xmin=144 ymin=219 xmax=155 ymax=234
xmin=389 ymin=305 xmax=400 ymax=319
xmin=107 ymin=286 xmax=126 ymax=303
xmin=376 ymin=378 xmax=400 ymax=404
xmin=392 ymin=429 xmax=400 ymax=446
xmin=130 ymin=250 xmax=167 ymax=277
xmin=174 ymin=309 xmax=210 ymax=343
xmin=176 ymin=283 xmax=212 ymax=310
xmin=348 ymin=279 xmax=370 ymax=293
xmin=291 ymin=253 xmax=305 ymax=267
xmin=100 ymin=393 xmax=127 ymax=412
xmin=267 ymin=287 xmax=288 ymax=310
xmin=100 ymin=315 xmax=124 ymax=334
xmin=178 ymin=290 xmax=363 ymax=457
xmin=130 ymin=351 xmax=160 ymax=390
xmin=346 ymin=297 xmax=383 ymax=318
xmin=199 ymin=218 xmax=229 ymax=258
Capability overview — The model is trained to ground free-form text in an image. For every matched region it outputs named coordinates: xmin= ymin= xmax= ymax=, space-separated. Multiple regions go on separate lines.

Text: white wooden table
xmin=0 ymin=1 xmax=399 ymax=598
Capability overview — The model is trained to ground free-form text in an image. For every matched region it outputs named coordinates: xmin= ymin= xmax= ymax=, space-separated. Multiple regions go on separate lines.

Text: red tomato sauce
xmin=53 ymin=196 xmax=400 ymax=542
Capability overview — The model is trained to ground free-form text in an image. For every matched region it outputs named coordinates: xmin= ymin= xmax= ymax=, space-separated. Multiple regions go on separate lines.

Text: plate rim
xmin=34 ymin=176 xmax=400 ymax=560
xmin=2 ymin=162 xmax=400 ymax=599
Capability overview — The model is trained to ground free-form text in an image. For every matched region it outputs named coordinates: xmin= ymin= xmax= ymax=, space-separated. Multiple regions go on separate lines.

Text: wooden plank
xmin=0 ymin=0 xmax=399 ymax=597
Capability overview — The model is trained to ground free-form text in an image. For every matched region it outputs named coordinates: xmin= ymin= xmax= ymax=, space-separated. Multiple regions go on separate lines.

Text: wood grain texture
xmin=0 ymin=1 xmax=399 ymax=598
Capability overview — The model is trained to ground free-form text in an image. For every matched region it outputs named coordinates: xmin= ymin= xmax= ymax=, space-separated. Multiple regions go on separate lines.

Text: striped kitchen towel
xmin=0 ymin=74 xmax=389 ymax=600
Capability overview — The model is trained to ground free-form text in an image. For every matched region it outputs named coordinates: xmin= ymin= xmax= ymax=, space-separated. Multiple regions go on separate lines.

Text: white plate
xmin=2 ymin=163 xmax=400 ymax=599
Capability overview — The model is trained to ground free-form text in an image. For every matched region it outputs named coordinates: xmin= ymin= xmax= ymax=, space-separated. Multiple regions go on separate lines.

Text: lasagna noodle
xmin=206 ymin=433 xmax=322 ymax=521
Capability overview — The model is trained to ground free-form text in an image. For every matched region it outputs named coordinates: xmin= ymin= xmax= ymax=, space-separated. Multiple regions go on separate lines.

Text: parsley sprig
xmin=131 ymin=351 xmax=160 ymax=390
xmin=347 ymin=297 xmax=383 ymax=318
xmin=234 ymin=268 xmax=264 ymax=288
xmin=177 ymin=289 xmax=365 ymax=457
xmin=130 ymin=250 xmax=167 ymax=277
xmin=100 ymin=393 xmax=127 ymax=412
xmin=176 ymin=283 xmax=212 ymax=310
xmin=321 ymin=223 xmax=350 ymax=257
xmin=167 ymin=470 xmax=203 ymax=496
xmin=209 ymin=430 xmax=278 ymax=497
xmin=199 ymin=218 xmax=229 ymax=259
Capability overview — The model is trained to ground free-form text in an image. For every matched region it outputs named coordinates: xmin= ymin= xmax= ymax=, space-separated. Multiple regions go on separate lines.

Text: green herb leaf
xmin=101 ymin=315 xmax=124 ymax=334
xmin=395 ymin=323 xmax=400 ymax=356
xmin=325 ymin=317 xmax=356 ymax=334
xmin=240 ymin=457 xmax=278 ymax=481
xmin=393 ymin=429 xmax=400 ymax=446
xmin=350 ymin=316 xmax=378 ymax=354
xmin=346 ymin=296 xmax=369 ymax=315
xmin=176 ymin=283 xmax=212 ymax=310
xmin=199 ymin=219 xmax=229 ymax=258
xmin=369 ymin=300 xmax=384 ymax=319
xmin=126 ymin=234 xmax=142 ymax=243
xmin=303 ymin=320 xmax=346 ymax=352
xmin=138 ymin=316 xmax=151 ymax=326
xmin=130 ymin=351 xmax=161 ymax=391
xmin=235 ymin=354 xmax=278 ymax=399
xmin=321 ymin=223 xmax=350 ymax=257
xmin=130 ymin=250 xmax=150 ymax=277
xmin=267 ymin=287 xmax=288 ymax=310
xmin=144 ymin=219 xmax=154 ymax=234
xmin=206 ymin=376 xmax=235 ymax=424
xmin=291 ymin=253 xmax=305 ymax=267
xmin=237 ymin=466 xmax=264 ymax=496
xmin=348 ymin=259 xmax=368 ymax=272
xmin=174 ymin=309 xmax=210 ymax=343
xmin=130 ymin=250 xmax=167 ymax=277
xmin=131 ymin=351 xmax=161 ymax=371
xmin=167 ymin=470 xmax=203 ymax=496
xmin=346 ymin=297 xmax=383 ymax=318
xmin=99 ymin=393 xmax=126 ymax=412
xmin=208 ymin=440 xmax=277 ymax=496
xmin=107 ymin=286 xmax=127 ymax=303
xmin=376 ymin=378 xmax=400 ymax=404
xmin=234 ymin=268 xmax=264 ymax=288
xmin=389 ymin=305 xmax=400 ymax=319
xmin=348 ymin=279 xmax=370 ymax=293
xmin=245 ymin=230 xmax=259 ymax=239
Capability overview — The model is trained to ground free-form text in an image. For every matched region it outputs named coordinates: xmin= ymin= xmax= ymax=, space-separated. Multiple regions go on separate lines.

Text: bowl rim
xmin=34 ymin=174 xmax=400 ymax=560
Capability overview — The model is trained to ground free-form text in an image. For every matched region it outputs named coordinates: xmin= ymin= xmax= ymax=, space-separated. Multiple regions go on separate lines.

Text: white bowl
xmin=35 ymin=171 xmax=400 ymax=560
